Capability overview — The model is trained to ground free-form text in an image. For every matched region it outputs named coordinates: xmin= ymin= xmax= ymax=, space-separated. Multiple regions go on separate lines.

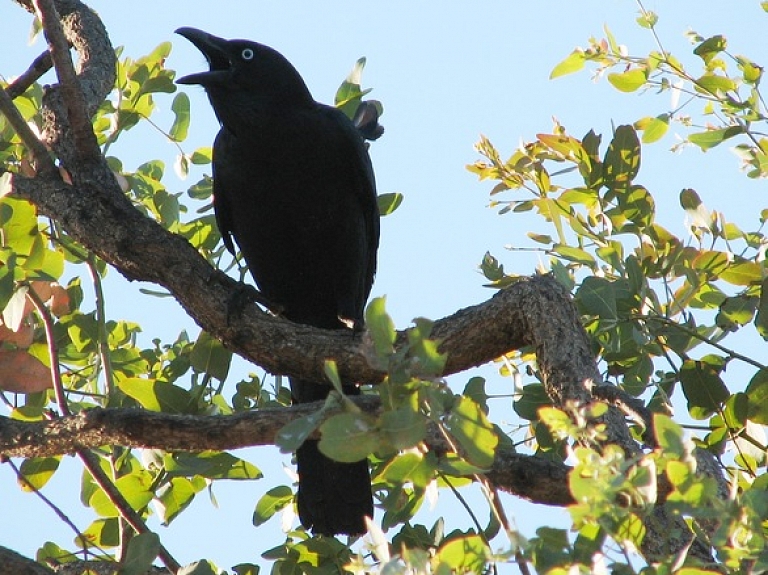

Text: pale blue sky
xmin=1 ymin=1 xmax=766 ymax=571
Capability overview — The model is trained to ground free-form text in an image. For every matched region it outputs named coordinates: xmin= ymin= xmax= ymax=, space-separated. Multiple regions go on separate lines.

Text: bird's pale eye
xmin=241 ymin=48 xmax=254 ymax=61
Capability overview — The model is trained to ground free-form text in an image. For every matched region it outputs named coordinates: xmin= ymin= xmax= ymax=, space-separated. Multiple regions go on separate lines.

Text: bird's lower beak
xmin=175 ymin=26 xmax=231 ymax=86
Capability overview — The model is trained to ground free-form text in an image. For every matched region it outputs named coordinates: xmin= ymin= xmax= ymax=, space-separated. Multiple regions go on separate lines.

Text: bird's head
xmin=175 ymin=27 xmax=313 ymax=131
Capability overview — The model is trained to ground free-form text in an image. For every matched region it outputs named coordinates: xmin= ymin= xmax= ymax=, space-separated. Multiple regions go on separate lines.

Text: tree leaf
xmin=275 ymin=410 xmax=324 ymax=453
xmin=318 ymin=412 xmax=378 ymax=462
xmin=377 ymin=192 xmax=403 ymax=216
xmin=164 ymin=451 xmax=262 ymax=480
xmin=550 ymin=50 xmax=585 ymax=79
xmin=178 ymin=560 xmax=217 ymax=575
xmin=513 ymin=383 xmax=551 ymax=421
xmin=719 ymin=261 xmax=762 ymax=286
xmin=379 ymin=405 xmax=427 ymax=450
xmin=89 ymin=472 xmax=154 ymax=517
xmin=445 ymin=396 xmax=498 ymax=469
xmin=688 ymin=126 xmax=743 ymax=151
xmin=607 ymin=68 xmax=648 ymax=92
xmin=121 ymin=532 xmax=160 ymax=575
xmin=191 ymin=330 xmax=232 ymax=382
xmin=693 ymin=35 xmax=727 ymax=64
xmin=169 ymin=92 xmax=190 ymax=142
xmin=118 ymin=378 xmax=192 ymax=413
xmin=435 ymin=535 xmax=489 ymax=573
xmin=365 ymin=296 xmax=396 ymax=358
xmin=745 ymin=368 xmax=768 ymax=424
xmin=680 ymin=360 xmax=729 ymax=418
xmin=603 ymin=125 xmax=641 ymax=191
xmin=253 ymin=485 xmax=293 ymax=526
xmin=636 ymin=114 xmax=669 ymax=143
xmin=576 ymin=276 xmax=618 ymax=320
xmin=18 ymin=457 xmax=60 ymax=491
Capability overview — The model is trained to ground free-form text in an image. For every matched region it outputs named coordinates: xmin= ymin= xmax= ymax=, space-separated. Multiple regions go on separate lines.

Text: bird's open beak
xmin=175 ymin=27 xmax=231 ymax=86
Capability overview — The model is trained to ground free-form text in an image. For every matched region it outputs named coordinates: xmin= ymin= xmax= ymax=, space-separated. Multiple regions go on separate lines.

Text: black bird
xmin=175 ymin=27 xmax=378 ymax=536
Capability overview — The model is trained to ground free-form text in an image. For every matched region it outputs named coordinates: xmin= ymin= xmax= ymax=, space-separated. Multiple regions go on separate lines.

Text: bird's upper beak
xmin=175 ymin=27 xmax=231 ymax=86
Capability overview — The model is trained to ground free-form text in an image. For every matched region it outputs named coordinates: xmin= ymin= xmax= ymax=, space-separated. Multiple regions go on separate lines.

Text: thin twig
xmin=26 ymin=287 xmax=70 ymax=416
xmin=6 ymin=49 xmax=53 ymax=99
xmin=27 ymin=285 xmax=180 ymax=574
xmin=32 ymin=0 xmax=101 ymax=164
xmin=0 ymin=85 xmax=56 ymax=176
xmin=6 ymin=458 xmax=109 ymax=559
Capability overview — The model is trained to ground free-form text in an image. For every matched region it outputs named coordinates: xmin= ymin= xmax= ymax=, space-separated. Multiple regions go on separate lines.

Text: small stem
xmin=26 ymin=287 xmax=70 ymax=416
xmin=6 ymin=458 xmax=108 ymax=559
xmin=86 ymin=255 xmax=115 ymax=399
xmin=27 ymin=286 xmax=180 ymax=573
xmin=0 ymin=86 xmax=57 ymax=176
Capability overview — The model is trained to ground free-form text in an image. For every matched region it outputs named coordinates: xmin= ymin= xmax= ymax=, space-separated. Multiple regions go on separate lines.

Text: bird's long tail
xmin=291 ymin=378 xmax=373 ymax=536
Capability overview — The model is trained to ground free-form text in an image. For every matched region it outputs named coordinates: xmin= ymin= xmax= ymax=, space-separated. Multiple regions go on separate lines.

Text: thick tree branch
xmin=5 ymin=49 xmax=53 ymax=99
xmin=0 ymin=399 xmax=575 ymax=508
xmin=33 ymin=0 xmax=100 ymax=164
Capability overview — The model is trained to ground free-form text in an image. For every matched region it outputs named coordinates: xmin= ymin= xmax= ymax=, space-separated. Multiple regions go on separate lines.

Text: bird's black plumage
xmin=176 ymin=27 xmax=378 ymax=536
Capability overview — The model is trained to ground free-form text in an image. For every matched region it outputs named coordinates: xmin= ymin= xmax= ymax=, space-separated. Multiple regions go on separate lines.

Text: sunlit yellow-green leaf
xmin=607 ymin=68 xmax=648 ymax=92
xmin=550 ymin=50 xmax=585 ymax=79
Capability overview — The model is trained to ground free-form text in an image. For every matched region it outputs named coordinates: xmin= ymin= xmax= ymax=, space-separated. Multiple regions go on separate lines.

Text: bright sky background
xmin=1 ymin=1 xmax=767 ymax=571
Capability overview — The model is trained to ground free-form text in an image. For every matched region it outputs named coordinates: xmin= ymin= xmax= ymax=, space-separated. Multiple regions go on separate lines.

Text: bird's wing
xmin=212 ymin=128 xmax=238 ymax=256
xmin=316 ymin=104 xmax=380 ymax=304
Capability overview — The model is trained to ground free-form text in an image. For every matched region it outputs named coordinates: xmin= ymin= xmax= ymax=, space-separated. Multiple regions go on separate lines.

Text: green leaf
xmin=695 ymin=73 xmax=736 ymax=95
xmin=513 ymin=383 xmax=551 ymax=421
xmin=435 ymin=535 xmax=489 ymax=573
xmin=81 ymin=517 xmax=119 ymax=547
xmin=654 ymin=414 xmax=685 ymax=456
xmin=189 ymin=147 xmax=212 ymax=164
xmin=365 ymin=296 xmax=396 ymax=358
xmin=745 ymin=368 xmax=768 ymax=424
xmin=89 ymin=472 xmax=154 ymax=517
xmin=576 ymin=276 xmax=618 ymax=320
xmin=719 ymin=261 xmax=762 ymax=286
xmin=318 ymin=412 xmax=378 ymax=462
xmin=445 ymin=396 xmax=498 ymax=469
xmin=121 ymin=532 xmax=160 ymax=575
xmin=550 ymin=50 xmax=585 ymax=79
xmin=379 ymin=452 xmax=436 ymax=490
xmin=552 ymin=244 xmax=597 ymax=267
xmin=723 ymin=392 xmax=748 ymax=430
xmin=755 ymin=277 xmax=768 ymax=339
xmin=607 ymin=68 xmax=648 ymax=92
xmin=680 ymin=360 xmax=729 ymax=418
xmin=118 ymin=378 xmax=193 ymax=413
xmin=18 ymin=457 xmax=61 ymax=491
xmin=190 ymin=330 xmax=232 ymax=381
xmin=232 ymin=564 xmax=260 ymax=575
xmin=635 ymin=114 xmax=669 ymax=144
xmin=275 ymin=410 xmax=324 ymax=453
xmin=716 ymin=295 xmax=757 ymax=331
xmin=253 ymin=485 xmax=293 ymax=526
xmin=164 ymin=451 xmax=262 ymax=480
xmin=379 ymin=405 xmax=427 ymax=450
xmin=0 ymin=257 xmax=14 ymax=314
xmin=169 ymin=92 xmax=190 ymax=142
xmin=636 ymin=10 xmax=658 ymax=29
xmin=335 ymin=57 xmax=372 ymax=118
xmin=693 ymin=35 xmax=727 ymax=64
xmin=688 ymin=126 xmax=743 ymax=151
xmin=603 ymin=125 xmax=641 ymax=191
xmin=155 ymin=476 xmax=205 ymax=525
xmin=178 ymin=560 xmax=217 ymax=575
xmin=692 ymin=250 xmax=730 ymax=276
xmin=377 ymin=192 xmax=403 ymax=216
